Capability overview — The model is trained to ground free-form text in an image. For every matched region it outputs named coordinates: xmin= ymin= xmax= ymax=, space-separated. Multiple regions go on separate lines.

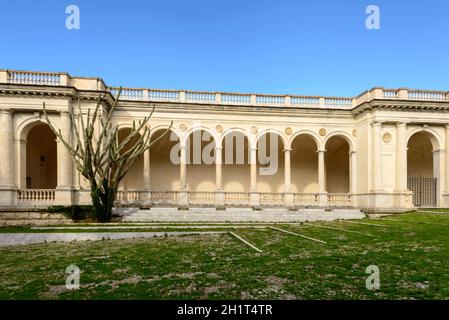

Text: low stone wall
xmin=0 ymin=208 xmax=72 ymax=226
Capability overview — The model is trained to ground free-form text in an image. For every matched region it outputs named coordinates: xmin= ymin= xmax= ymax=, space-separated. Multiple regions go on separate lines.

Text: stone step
xmin=122 ymin=208 xmax=365 ymax=223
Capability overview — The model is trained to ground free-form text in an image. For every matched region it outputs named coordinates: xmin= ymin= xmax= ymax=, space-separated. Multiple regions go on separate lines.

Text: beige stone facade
xmin=1 ymin=69 xmax=448 ymax=211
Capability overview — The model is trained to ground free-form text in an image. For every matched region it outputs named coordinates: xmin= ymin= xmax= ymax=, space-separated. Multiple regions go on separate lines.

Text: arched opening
xmin=150 ymin=129 xmax=180 ymax=191
xmin=407 ymin=131 xmax=438 ymax=207
xmin=26 ymin=124 xmax=57 ymax=189
xmin=117 ymin=128 xmax=144 ymax=190
xmin=221 ymin=131 xmax=250 ymax=192
xmin=256 ymin=132 xmax=284 ymax=193
xmin=325 ymin=136 xmax=350 ymax=193
xmin=290 ymin=134 xmax=318 ymax=193
xmin=185 ymin=130 xmax=216 ymax=191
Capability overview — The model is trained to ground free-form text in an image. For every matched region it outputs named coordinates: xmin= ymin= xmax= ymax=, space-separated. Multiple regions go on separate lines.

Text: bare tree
xmin=43 ymin=89 xmax=172 ymax=221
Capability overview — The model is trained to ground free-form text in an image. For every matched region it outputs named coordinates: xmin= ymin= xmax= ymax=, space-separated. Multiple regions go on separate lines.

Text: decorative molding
xmin=382 ymin=132 xmax=392 ymax=143
xmin=179 ymin=123 xmax=187 ymax=132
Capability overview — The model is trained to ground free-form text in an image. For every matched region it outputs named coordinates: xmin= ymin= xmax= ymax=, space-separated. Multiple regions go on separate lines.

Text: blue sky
xmin=0 ymin=0 xmax=448 ymax=96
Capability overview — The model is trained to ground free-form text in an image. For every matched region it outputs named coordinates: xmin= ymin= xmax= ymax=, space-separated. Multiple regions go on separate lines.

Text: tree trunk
xmin=90 ymin=182 xmax=116 ymax=222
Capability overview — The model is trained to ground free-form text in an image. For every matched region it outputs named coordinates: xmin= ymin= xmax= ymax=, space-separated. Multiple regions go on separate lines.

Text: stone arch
xmin=407 ymin=129 xmax=441 ymax=207
xmin=22 ymin=121 xmax=57 ymax=189
xmin=323 ymin=131 xmax=356 ymax=152
xmin=288 ymin=130 xmax=322 ymax=151
xmin=290 ymin=133 xmax=320 ymax=193
xmin=17 ymin=116 xmax=60 ymax=142
xmin=256 ymin=131 xmax=285 ymax=193
xmin=149 ymin=127 xmax=181 ymax=192
xmin=406 ymin=128 xmax=441 ymax=151
xmin=182 ymin=126 xmax=217 ymax=148
xmin=256 ymin=129 xmax=288 ymax=150
xmin=324 ymin=135 xmax=351 ymax=193
xmin=221 ymin=129 xmax=251 ymax=192
xmin=219 ymin=127 xmax=253 ymax=149
xmin=184 ymin=128 xmax=216 ymax=192
xmin=117 ymin=127 xmax=144 ymax=190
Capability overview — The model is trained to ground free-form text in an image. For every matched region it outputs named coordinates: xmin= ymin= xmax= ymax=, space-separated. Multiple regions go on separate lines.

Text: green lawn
xmin=1 ymin=212 xmax=449 ymax=299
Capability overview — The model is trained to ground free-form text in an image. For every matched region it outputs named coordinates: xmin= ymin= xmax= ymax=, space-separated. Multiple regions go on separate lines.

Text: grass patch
xmin=1 ymin=212 xmax=449 ymax=299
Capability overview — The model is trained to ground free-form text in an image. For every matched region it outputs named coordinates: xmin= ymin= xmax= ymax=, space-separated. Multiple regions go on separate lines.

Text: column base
xmin=54 ymin=187 xmax=74 ymax=206
xmin=215 ymin=190 xmax=225 ymax=210
xmin=318 ymin=192 xmax=328 ymax=207
xmin=284 ymin=192 xmax=294 ymax=208
xmin=0 ymin=185 xmax=17 ymax=206
xmin=178 ymin=190 xmax=188 ymax=209
xmin=141 ymin=191 xmax=152 ymax=206
xmin=441 ymin=193 xmax=449 ymax=207
xmin=250 ymin=192 xmax=260 ymax=208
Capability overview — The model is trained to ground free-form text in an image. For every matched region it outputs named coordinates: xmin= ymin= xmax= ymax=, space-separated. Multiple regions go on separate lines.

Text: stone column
xmin=0 ymin=109 xmax=16 ymax=206
xmin=178 ymin=144 xmax=188 ymax=207
xmin=441 ymin=123 xmax=449 ymax=208
xmin=371 ymin=121 xmax=383 ymax=192
xmin=55 ymin=111 xmax=73 ymax=205
xmin=395 ymin=122 xmax=408 ymax=192
xmin=142 ymin=148 xmax=152 ymax=206
xmin=215 ymin=146 xmax=224 ymax=208
xmin=445 ymin=124 xmax=449 ymax=194
xmin=317 ymin=149 xmax=328 ymax=206
xmin=250 ymin=147 xmax=259 ymax=207
xmin=349 ymin=150 xmax=357 ymax=207
xmin=284 ymin=148 xmax=294 ymax=207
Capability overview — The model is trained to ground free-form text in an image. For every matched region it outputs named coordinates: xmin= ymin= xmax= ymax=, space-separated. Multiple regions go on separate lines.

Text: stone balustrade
xmin=2 ymin=69 xmax=448 ymax=111
xmin=17 ymin=189 xmax=56 ymax=205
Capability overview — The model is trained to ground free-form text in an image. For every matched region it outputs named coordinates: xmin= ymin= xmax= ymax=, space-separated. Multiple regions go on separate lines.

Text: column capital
xmin=371 ymin=121 xmax=383 ymax=127
xmin=316 ymin=149 xmax=326 ymax=153
xmin=0 ymin=108 xmax=12 ymax=115
xmin=397 ymin=121 xmax=408 ymax=128
xmin=445 ymin=123 xmax=449 ymax=130
xmin=215 ymin=146 xmax=223 ymax=151
xmin=349 ymin=150 xmax=357 ymax=155
xmin=283 ymin=148 xmax=292 ymax=152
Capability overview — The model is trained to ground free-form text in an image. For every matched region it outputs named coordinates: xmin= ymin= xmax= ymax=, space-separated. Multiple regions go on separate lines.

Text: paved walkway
xmin=0 ymin=231 xmax=226 ymax=247
xmin=119 ymin=208 xmax=365 ymax=222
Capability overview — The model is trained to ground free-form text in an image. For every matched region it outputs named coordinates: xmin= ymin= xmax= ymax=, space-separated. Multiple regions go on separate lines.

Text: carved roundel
xmin=216 ymin=125 xmax=223 ymax=133
xmin=179 ymin=123 xmax=188 ymax=132
xmin=382 ymin=132 xmax=392 ymax=143
xmin=319 ymin=128 xmax=326 ymax=136
xmin=251 ymin=126 xmax=258 ymax=134
xmin=285 ymin=127 xmax=292 ymax=135
xmin=352 ymin=129 xmax=357 ymax=137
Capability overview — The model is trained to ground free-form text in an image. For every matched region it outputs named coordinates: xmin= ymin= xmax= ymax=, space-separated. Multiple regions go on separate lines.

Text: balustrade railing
xmin=116 ymin=190 xmax=145 ymax=203
xmin=8 ymin=71 xmax=61 ymax=86
xmin=259 ymin=192 xmax=284 ymax=206
xmin=408 ymin=90 xmax=446 ymax=101
xmin=294 ymin=193 xmax=319 ymax=206
xmin=188 ymin=191 xmax=215 ymax=205
xmin=151 ymin=191 xmax=179 ymax=205
xmin=3 ymin=69 xmax=449 ymax=109
xmin=327 ymin=193 xmax=351 ymax=207
xmin=383 ymin=89 xmax=399 ymax=99
xmin=17 ymin=189 xmax=56 ymax=204
xmin=224 ymin=192 xmax=251 ymax=206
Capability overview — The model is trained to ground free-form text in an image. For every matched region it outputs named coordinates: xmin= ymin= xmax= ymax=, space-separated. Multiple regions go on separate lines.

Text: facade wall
xmin=1 ymin=69 xmax=449 ymax=211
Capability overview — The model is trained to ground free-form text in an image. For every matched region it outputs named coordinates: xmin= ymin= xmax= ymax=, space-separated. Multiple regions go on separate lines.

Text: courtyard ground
xmin=0 ymin=211 xmax=448 ymax=299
